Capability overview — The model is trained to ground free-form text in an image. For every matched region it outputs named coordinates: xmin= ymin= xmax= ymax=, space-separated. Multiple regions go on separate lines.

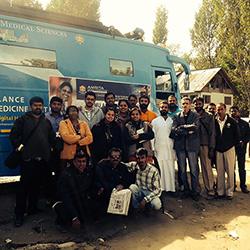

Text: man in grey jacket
xmin=79 ymin=91 xmax=104 ymax=129
xmin=171 ymin=97 xmax=200 ymax=201
xmin=193 ymin=97 xmax=216 ymax=200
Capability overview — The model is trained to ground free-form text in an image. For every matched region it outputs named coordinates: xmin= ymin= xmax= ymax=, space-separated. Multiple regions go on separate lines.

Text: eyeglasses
xmin=110 ymin=155 xmax=121 ymax=159
xmin=86 ymin=98 xmax=95 ymax=101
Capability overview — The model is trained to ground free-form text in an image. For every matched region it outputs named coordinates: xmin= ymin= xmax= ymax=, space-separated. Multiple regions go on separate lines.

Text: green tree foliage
xmin=190 ymin=0 xmax=250 ymax=114
xmin=46 ymin=0 xmax=100 ymax=21
xmin=152 ymin=5 xmax=168 ymax=45
xmin=8 ymin=0 xmax=42 ymax=8
xmin=190 ymin=0 xmax=219 ymax=69
xmin=214 ymin=0 xmax=250 ymax=115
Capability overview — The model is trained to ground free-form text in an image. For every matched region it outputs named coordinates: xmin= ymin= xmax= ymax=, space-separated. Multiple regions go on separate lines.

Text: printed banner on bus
xmin=49 ymin=76 xmax=150 ymax=111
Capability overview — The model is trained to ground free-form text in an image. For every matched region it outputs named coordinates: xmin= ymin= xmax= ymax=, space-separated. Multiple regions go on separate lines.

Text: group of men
xmin=9 ymin=93 xmax=162 ymax=230
xmin=9 ymin=92 xmax=250 ymax=232
xmin=171 ymin=97 xmax=250 ymax=203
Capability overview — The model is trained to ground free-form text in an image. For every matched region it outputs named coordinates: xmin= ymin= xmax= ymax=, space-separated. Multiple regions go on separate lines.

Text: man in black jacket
xmin=10 ymin=96 xmax=55 ymax=227
xmin=53 ymin=152 xmax=95 ymax=232
xmin=215 ymin=103 xmax=240 ymax=200
xmin=230 ymin=106 xmax=250 ymax=193
xmin=95 ymin=147 xmax=132 ymax=209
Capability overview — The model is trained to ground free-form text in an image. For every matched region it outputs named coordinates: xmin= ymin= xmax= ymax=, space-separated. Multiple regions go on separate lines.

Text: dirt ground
xmin=1 ymin=163 xmax=250 ymax=250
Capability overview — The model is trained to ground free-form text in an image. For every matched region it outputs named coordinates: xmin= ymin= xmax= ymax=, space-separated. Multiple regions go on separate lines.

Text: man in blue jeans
xmin=171 ymin=97 xmax=200 ymax=201
xmin=127 ymin=148 xmax=162 ymax=216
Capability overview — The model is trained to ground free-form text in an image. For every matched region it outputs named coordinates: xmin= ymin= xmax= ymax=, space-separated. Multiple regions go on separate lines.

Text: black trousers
xmin=235 ymin=153 xmax=247 ymax=189
xmin=15 ymin=159 xmax=52 ymax=216
xmin=54 ymin=198 xmax=99 ymax=225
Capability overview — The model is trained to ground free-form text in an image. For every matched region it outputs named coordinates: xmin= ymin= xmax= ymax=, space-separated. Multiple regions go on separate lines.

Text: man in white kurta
xmin=152 ymin=101 xmax=176 ymax=192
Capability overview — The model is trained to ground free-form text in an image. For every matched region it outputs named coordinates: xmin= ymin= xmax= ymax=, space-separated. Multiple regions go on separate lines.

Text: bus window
xmin=0 ymin=44 xmax=57 ymax=69
xmin=110 ymin=59 xmax=134 ymax=76
xmin=155 ymin=70 xmax=173 ymax=91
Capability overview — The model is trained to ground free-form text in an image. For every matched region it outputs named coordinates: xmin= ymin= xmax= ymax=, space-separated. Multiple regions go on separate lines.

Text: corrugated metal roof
xmin=179 ymin=68 xmax=221 ymax=93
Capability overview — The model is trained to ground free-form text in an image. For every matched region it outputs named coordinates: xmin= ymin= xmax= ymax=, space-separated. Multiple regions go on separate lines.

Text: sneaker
xmin=14 ymin=215 xmax=24 ymax=227
xmin=226 ymin=196 xmax=233 ymax=200
xmin=56 ymin=224 xmax=67 ymax=233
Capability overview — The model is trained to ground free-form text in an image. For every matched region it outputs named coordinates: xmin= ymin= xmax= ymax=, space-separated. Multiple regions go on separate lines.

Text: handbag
xmin=107 ymin=188 xmax=132 ymax=216
xmin=4 ymin=117 xmax=43 ymax=169
xmin=4 ymin=150 xmax=22 ymax=169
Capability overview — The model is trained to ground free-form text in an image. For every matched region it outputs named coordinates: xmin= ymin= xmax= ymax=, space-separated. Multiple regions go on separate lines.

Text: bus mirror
xmin=184 ymin=74 xmax=190 ymax=90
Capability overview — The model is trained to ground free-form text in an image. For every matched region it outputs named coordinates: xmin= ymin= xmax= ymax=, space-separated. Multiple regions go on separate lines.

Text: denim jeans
xmin=129 ymin=184 xmax=161 ymax=210
xmin=176 ymin=150 xmax=198 ymax=195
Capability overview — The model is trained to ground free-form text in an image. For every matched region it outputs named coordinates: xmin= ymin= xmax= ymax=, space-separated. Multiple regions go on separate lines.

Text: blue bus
xmin=0 ymin=1 xmax=191 ymax=176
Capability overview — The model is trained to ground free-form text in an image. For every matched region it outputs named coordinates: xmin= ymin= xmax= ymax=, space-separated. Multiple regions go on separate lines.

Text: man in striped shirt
xmin=127 ymin=148 xmax=162 ymax=214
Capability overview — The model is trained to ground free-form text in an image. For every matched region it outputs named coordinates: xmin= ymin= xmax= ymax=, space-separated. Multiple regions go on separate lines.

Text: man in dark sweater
xmin=215 ymin=103 xmax=240 ymax=200
xmin=230 ymin=105 xmax=250 ymax=193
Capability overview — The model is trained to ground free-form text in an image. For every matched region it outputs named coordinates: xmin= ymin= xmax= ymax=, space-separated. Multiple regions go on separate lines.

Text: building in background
xmin=178 ymin=67 xmax=239 ymax=110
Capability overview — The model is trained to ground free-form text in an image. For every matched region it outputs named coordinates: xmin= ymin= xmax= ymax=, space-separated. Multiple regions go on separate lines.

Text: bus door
xmin=152 ymin=67 xmax=179 ymax=108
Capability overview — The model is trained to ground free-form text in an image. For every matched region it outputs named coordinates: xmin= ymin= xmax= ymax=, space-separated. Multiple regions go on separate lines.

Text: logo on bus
xmin=76 ymin=35 xmax=84 ymax=44
xmin=79 ymin=85 xmax=86 ymax=95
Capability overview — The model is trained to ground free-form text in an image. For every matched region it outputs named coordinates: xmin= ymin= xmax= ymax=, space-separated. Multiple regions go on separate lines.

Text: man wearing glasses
xmin=94 ymin=148 xmax=132 ymax=210
xmin=79 ymin=91 xmax=104 ymax=129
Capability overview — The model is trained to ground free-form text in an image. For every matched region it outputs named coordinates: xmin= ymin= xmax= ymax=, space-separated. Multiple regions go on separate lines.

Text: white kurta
xmin=152 ymin=116 xmax=176 ymax=192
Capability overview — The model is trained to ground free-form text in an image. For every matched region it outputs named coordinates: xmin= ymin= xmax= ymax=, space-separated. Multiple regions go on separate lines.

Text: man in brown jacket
xmin=193 ymin=97 xmax=216 ymax=200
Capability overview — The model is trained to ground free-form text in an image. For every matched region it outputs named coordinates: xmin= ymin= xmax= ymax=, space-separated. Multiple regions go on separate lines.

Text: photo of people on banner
xmin=49 ymin=77 xmax=76 ymax=115
xmin=49 ymin=76 xmax=151 ymax=112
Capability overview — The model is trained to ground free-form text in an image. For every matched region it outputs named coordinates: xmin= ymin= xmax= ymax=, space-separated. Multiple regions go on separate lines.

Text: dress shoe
xmin=206 ymin=195 xmax=214 ymax=200
xmin=192 ymin=194 xmax=199 ymax=202
xmin=27 ymin=208 xmax=43 ymax=215
xmin=14 ymin=215 xmax=24 ymax=227
xmin=241 ymin=188 xmax=249 ymax=194
xmin=214 ymin=194 xmax=225 ymax=199
xmin=56 ymin=224 xmax=67 ymax=233
xmin=226 ymin=196 xmax=233 ymax=200
xmin=181 ymin=193 xmax=190 ymax=199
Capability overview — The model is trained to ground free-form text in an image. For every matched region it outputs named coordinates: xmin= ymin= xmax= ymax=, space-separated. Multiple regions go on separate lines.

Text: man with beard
xmin=101 ymin=92 xmax=119 ymax=115
xmin=207 ymin=103 xmax=216 ymax=116
xmin=10 ymin=97 xmax=55 ymax=227
xmin=193 ymin=97 xmax=216 ymax=200
xmin=128 ymin=94 xmax=138 ymax=110
xmin=139 ymin=95 xmax=157 ymax=123
xmin=128 ymin=148 xmax=162 ymax=215
xmin=79 ymin=91 xmax=104 ymax=129
xmin=45 ymin=97 xmax=64 ymax=133
xmin=167 ymin=95 xmax=184 ymax=191
xmin=229 ymin=106 xmax=250 ymax=193
xmin=167 ymin=95 xmax=182 ymax=118
xmin=45 ymin=97 xmax=64 ymax=204
xmin=151 ymin=102 xmax=176 ymax=193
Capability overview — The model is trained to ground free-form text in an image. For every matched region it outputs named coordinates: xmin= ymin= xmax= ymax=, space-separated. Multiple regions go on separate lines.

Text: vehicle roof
xmin=0 ymin=1 xmax=124 ymax=37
